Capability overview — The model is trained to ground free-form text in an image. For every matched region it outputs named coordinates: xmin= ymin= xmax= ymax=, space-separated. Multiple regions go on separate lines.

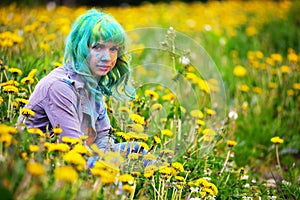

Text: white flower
xmin=281 ymin=180 xmax=291 ymax=186
xmin=241 ymin=175 xmax=249 ymax=180
xmin=190 ymin=187 xmax=199 ymax=193
xmin=228 ymin=110 xmax=238 ymax=120
xmin=179 ymin=56 xmax=190 ymax=65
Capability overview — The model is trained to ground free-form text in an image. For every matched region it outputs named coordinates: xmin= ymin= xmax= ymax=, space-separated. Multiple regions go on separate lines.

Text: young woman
xmin=18 ymin=9 xmax=135 ymax=152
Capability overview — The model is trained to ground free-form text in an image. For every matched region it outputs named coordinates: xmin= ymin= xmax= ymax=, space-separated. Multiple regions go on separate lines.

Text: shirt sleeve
xmin=44 ymin=81 xmax=83 ymax=139
xmin=94 ymin=97 xmax=114 ymax=151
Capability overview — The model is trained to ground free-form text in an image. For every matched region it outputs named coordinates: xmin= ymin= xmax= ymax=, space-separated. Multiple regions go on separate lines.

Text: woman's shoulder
xmin=32 ymin=67 xmax=74 ymax=94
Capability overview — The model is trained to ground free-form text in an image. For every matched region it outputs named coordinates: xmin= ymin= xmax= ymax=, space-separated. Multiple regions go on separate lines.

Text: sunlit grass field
xmin=0 ymin=1 xmax=300 ymax=199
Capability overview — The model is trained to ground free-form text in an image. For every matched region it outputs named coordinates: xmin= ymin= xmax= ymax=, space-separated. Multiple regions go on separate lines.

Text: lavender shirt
xmin=19 ymin=65 xmax=113 ymax=150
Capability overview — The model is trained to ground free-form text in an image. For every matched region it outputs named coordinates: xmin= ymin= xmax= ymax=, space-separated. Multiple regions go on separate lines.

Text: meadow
xmin=0 ymin=1 xmax=299 ymax=199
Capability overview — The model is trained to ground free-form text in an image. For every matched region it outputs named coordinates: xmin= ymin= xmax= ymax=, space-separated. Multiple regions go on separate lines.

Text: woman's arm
xmin=44 ymin=81 xmax=83 ymax=139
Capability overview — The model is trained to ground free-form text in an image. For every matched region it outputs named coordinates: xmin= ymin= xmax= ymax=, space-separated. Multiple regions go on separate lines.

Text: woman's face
xmin=89 ymin=39 xmax=119 ymax=77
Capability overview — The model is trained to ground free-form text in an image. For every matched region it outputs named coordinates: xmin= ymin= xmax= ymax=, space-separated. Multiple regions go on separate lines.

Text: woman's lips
xmin=96 ymin=65 xmax=110 ymax=70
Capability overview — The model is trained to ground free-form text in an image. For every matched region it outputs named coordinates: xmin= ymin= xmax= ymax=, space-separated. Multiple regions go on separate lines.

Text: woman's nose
xmin=100 ymin=50 xmax=111 ymax=61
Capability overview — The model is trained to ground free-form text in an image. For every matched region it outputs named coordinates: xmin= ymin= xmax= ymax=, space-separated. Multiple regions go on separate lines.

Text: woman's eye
xmin=110 ymin=46 xmax=118 ymax=52
xmin=92 ymin=44 xmax=105 ymax=50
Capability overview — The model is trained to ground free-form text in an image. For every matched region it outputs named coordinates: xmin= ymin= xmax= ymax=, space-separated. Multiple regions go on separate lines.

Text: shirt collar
xmin=64 ymin=62 xmax=85 ymax=90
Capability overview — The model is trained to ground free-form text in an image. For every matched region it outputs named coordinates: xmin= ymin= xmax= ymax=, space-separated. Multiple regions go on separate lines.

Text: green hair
xmin=63 ymin=8 xmax=135 ymax=101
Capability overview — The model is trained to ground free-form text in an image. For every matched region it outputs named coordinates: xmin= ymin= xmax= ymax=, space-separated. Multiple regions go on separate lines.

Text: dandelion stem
xmin=7 ymin=93 xmax=13 ymax=122
xmin=220 ymin=149 xmax=231 ymax=175
xmin=28 ymin=84 xmax=32 ymax=94
xmin=275 ymin=144 xmax=284 ymax=177
xmin=0 ymin=142 xmax=3 ymax=161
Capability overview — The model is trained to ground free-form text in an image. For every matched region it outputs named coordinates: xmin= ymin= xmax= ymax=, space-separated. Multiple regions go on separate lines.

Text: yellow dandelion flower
xmin=53 ymin=62 xmax=62 ymax=67
xmin=143 ymin=154 xmax=156 ymax=161
xmin=169 ymin=167 xmax=177 ymax=176
xmin=159 ymin=166 xmax=171 ymax=175
xmin=175 ymin=176 xmax=185 ymax=182
xmin=280 ymin=65 xmax=291 ymax=74
xmin=206 ymin=182 xmax=218 ymax=195
xmin=293 ymin=83 xmax=300 ymax=90
xmin=198 ymin=79 xmax=210 ymax=94
xmin=269 ymin=82 xmax=277 ymax=89
xmin=27 ymin=69 xmax=38 ymax=78
xmin=145 ymin=89 xmax=159 ymax=101
xmin=127 ymin=131 xmax=138 ymax=140
xmin=8 ymin=68 xmax=22 ymax=76
xmin=2 ymin=85 xmax=18 ymax=94
xmin=203 ymin=188 xmax=214 ymax=196
xmin=118 ymin=174 xmax=134 ymax=184
xmin=131 ymin=171 xmax=141 ymax=177
xmin=26 ymin=162 xmax=46 ymax=176
xmin=190 ymin=109 xmax=204 ymax=119
xmin=21 ymin=77 xmax=34 ymax=85
xmin=128 ymin=153 xmax=139 ymax=160
xmin=288 ymin=53 xmax=298 ymax=63
xmin=172 ymin=162 xmax=184 ymax=172
xmin=0 ymin=133 xmax=13 ymax=147
xmin=255 ymin=51 xmax=264 ymax=59
xmin=91 ymin=168 xmax=117 ymax=184
xmin=246 ymin=26 xmax=257 ymax=36
xmin=162 ymin=93 xmax=176 ymax=101
xmin=161 ymin=129 xmax=173 ymax=137
xmin=196 ymin=119 xmax=205 ymax=126
xmin=15 ymin=98 xmax=28 ymax=106
xmin=266 ymin=57 xmax=275 ymax=66
xmin=27 ymin=127 xmax=44 ymax=137
xmin=130 ymin=113 xmax=145 ymax=125
xmin=0 ymin=80 xmax=19 ymax=87
xmin=205 ymin=108 xmax=216 ymax=115
xmin=21 ymin=108 xmax=35 ymax=117
xmin=118 ymin=106 xmax=130 ymax=114
xmin=160 ymin=149 xmax=174 ymax=155
xmin=29 ymin=144 xmax=39 ymax=152
xmin=0 ymin=97 xmax=3 ymax=105
xmin=271 ymin=136 xmax=284 ymax=144
xmin=287 ymin=89 xmax=294 ymax=96
xmin=61 ymin=136 xmax=81 ymax=145
xmin=48 ymin=143 xmax=70 ymax=153
xmin=145 ymin=165 xmax=158 ymax=173
xmin=63 ymin=151 xmax=86 ymax=167
xmin=239 ymin=84 xmax=250 ymax=92
xmin=271 ymin=53 xmax=283 ymax=63
xmin=135 ymin=133 xmax=148 ymax=141
xmin=54 ymin=166 xmax=78 ymax=183
xmin=253 ymin=87 xmax=262 ymax=95
xmin=0 ymin=124 xmax=17 ymax=134
xmin=116 ymin=132 xmax=131 ymax=141
xmin=139 ymin=141 xmax=150 ymax=151
xmin=73 ymin=144 xmax=92 ymax=156
xmin=227 ymin=140 xmax=237 ymax=147
xmin=52 ymin=125 xmax=63 ymax=135
xmin=12 ymin=101 xmax=18 ymax=108
xmin=202 ymin=128 xmax=216 ymax=142
xmin=160 ymin=118 xmax=167 ymax=123
xmin=20 ymin=152 xmax=29 ymax=161
xmin=195 ymin=178 xmax=209 ymax=187
xmin=151 ymin=103 xmax=163 ymax=111
xmin=127 ymin=123 xmax=144 ymax=133
xmin=154 ymin=135 xmax=161 ymax=144
xmin=44 ymin=33 xmax=56 ymax=41
xmin=233 ymin=65 xmax=247 ymax=77
xmin=144 ymin=170 xmax=154 ymax=178
xmin=122 ymin=184 xmax=133 ymax=193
